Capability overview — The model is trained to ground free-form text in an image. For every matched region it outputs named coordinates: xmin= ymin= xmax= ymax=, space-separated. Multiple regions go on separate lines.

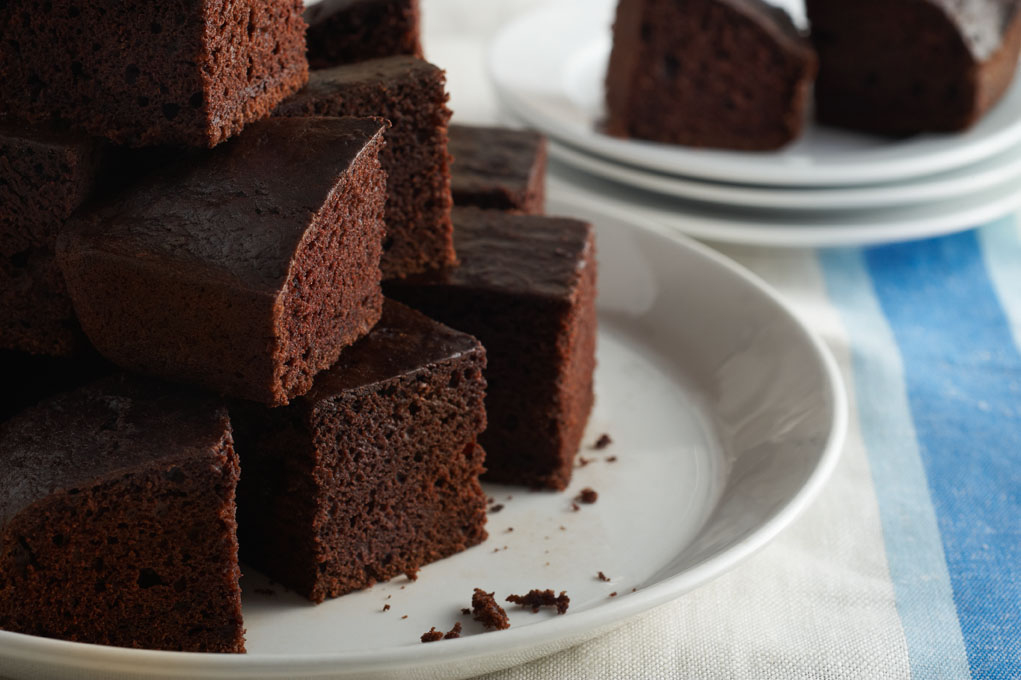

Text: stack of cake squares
xmin=0 ymin=0 xmax=597 ymax=652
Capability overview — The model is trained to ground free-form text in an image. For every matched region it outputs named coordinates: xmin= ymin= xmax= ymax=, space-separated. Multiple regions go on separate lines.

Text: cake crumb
xmin=405 ymin=568 xmax=419 ymax=582
xmin=383 ymin=604 xmax=391 ymax=612
xmin=606 ymin=455 xmax=618 ymax=463
xmin=401 ymin=615 xmax=408 ymax=619
xmin=631 ymin=588 xmax=637 ymax=593
xmin=421 ymin=627 xmax=444 ymax=643
xmin=461 ymin=607 xmax=471 ymax=616
xmin=506 ymin=589 xmax=570 ymax=615
xmin=593 ymin=434 xmax=613 ymax=450
xmin=576 ymin=488 xmax=598 ymax=504
xmin=577 ymin=456 xmax=592 ymax=467
xmin=571 ymin=502 xmax=581 ymax=512
xmin=609 ymin=592 xmax=618 ymax=598
xmin=254 ymin=588 xmax=275 ymax=596
xmin=387 ymin=594 xmax=392 ymax=599
xmin=471 ymin=588 xmax=510 ymax=630
xmin=490 ymin=504 xmax=504 ymax=513
xmin=597 ymin=571 xmax=611 ymax=582
xmin=444 ymin=622 xmax=463 ymax=640
xmin=505 ymin=527 xmax=514 ymax=533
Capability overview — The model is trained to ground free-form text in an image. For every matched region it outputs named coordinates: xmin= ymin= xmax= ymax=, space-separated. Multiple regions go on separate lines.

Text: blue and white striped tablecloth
xmin=480 ymin=216 xmax=1021 ymax=680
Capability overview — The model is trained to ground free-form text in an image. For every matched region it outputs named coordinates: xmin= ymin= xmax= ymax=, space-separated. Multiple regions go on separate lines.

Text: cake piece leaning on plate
xmin=805 ymin=0 xmax=1021 ymax=134
xmin=304 ymin=0 xmax=423 ymax=69
xmin=386 ymin=208 xmax=597 ymax=491
xmin=233 ymin=300 xmax=488 ymax=603
xmin=275 ymin=56 xmax=454 ymax=279
xmin=0 ymin=0 xmax=308 ymax=147
xmin=0 ymin=375 xmax=245 ymax=652
xmin=58 ymin=116 xmax=388 ymax=406
xmin=448 ymin=124 xmax=548 ymax=214
xmin=605 ymin=0 xmax=817 ymax=150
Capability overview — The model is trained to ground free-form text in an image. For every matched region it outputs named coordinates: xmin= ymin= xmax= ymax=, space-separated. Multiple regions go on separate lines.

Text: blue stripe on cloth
xmin=863 ymin=231 xmax=1021 ymax=679
xmin=979 ymin=215 xmax=1021 ymax=352
xmin=820 ymin=249 xmax=971 ymax=680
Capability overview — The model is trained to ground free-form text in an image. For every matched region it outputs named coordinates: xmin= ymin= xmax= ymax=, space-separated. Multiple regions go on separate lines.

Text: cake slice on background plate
xmin=806 ymin=0 xmax=1021 ymax=134
xmin=605 ymin=0 xmax=817 ymax=150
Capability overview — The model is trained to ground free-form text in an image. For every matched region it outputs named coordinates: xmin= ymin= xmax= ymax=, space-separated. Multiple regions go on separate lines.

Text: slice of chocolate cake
xmin=58 ymin=117 xmax=387 ymax=407
xmin=0 ymin=121 xmax=106 ymax=356
xmin=0 ymin=375 xmax=244 ymax=652
xmin=806 ymin=0 xmax=1021 ymax=134
xmin=275 ymin=56 xmax=454 ymax=279
xmin=234 ymin=300 xmax=488 ymax=603
xmin=386 ymin=208 xmax=597 ymax=491
xmin=605 ymin=0 xmax=817 ymax=150
xmin=449 ymin=124 xmax=548 ymax=214
xmin=0 ymin=0 xmax=307 ymax=147
xmin=0 ymin=121 xmax=104 ymax=256
xmin=305 ymin=0 xmax=423 ymax=69
xmin=0 ymin=248 xmax=83 ymax=357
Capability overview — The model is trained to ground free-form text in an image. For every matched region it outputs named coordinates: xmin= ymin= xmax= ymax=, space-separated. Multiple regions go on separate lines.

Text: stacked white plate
xmin=489 ymin=0 xmax=1021 ymax=247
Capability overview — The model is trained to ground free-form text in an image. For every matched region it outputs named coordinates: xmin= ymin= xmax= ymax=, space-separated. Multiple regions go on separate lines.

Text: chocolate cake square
xmin=386 ymin=208 xmax=597 ymax=491
xmin=58 ymin=117 xmax=388 ymax=407
xmin=0 ymin=248 xmax=82 ymax=357
xmin=0 ymin=121 xmax=104 ymax=256
xmin=234 ymin=300 xmax=488 ymax=603
xmin=305 ymin=0 xmax=423 ymax=69
xmin=0 ymin=122 xmax=105 ymax=356
xmin=0 ymin=0 xmax=308 ymax=147
xmin=0 ymin=375 xmax=244 ymax=652
xmin=275 ymin=56 xmax=454 ymax=279
xmin=449 ymin=124 xmax=548 ymax=214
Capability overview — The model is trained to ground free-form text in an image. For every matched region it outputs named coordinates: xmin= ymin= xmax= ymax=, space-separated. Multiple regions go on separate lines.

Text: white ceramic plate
xmin=0 ymin=196 xmax=847 ymax=680
xmin=548 ymin=160 xmax=1021 ymax=248
xmin=547 ymin=134 xmax=1021 ymax=212
xmin=489 ymin=0 xmax=1021 ymax=187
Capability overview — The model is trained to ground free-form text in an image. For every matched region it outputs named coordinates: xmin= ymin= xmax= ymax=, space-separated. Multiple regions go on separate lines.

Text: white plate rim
xmin=0 ymin=204 xmax=849 ymax=677
xmin=547 ymin=162 xmax=1021 ymax=248
xmin=489 ymin=0 xmax=1021 ymax=188
xmin=546 ymin=134 xmax=1021 ymax=212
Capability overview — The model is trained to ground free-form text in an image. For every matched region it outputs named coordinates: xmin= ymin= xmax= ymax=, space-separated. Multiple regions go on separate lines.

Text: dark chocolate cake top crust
xmin=0 ymin=375 xmax=230 ymax=527
xmin=303 ymin=299 xmax=484 ymax=403
xmin=448 ymin=124 xmax=546 ymax=210
xmin=278 ymin=56 xmax=441 ymax=113
xmin=411 ymin=208 xmax=594 ymax=300
xmin=60 ymin=117 xmax=386 ymax=293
